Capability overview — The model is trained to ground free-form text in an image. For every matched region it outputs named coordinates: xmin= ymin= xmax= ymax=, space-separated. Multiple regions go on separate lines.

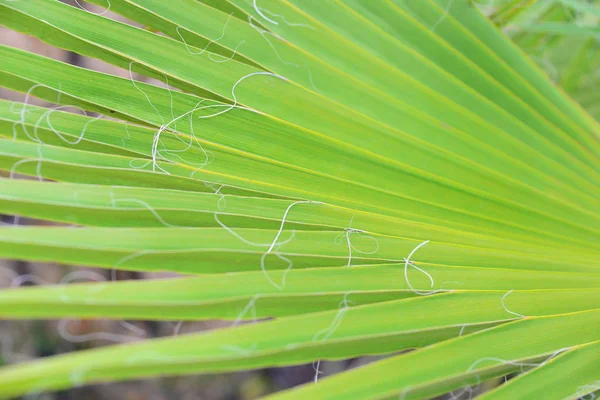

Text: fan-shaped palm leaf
xmin=0 ymin=0 xmax=598 ymax=398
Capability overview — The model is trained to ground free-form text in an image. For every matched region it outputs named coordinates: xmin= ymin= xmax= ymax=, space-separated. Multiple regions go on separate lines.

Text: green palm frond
xmin=0 ymin=0 xmax=598 ymax=398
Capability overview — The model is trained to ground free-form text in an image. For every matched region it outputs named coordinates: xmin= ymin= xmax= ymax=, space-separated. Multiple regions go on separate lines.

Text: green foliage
xmin=487 ymin=0 xmax=600 ymax=118
xmin=0 ymin=0 xmax=598 ymax=398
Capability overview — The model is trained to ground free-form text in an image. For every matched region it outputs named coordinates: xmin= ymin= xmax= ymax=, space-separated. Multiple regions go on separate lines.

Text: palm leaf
xmin=0 ymin=0 xmax=598 ymax=398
